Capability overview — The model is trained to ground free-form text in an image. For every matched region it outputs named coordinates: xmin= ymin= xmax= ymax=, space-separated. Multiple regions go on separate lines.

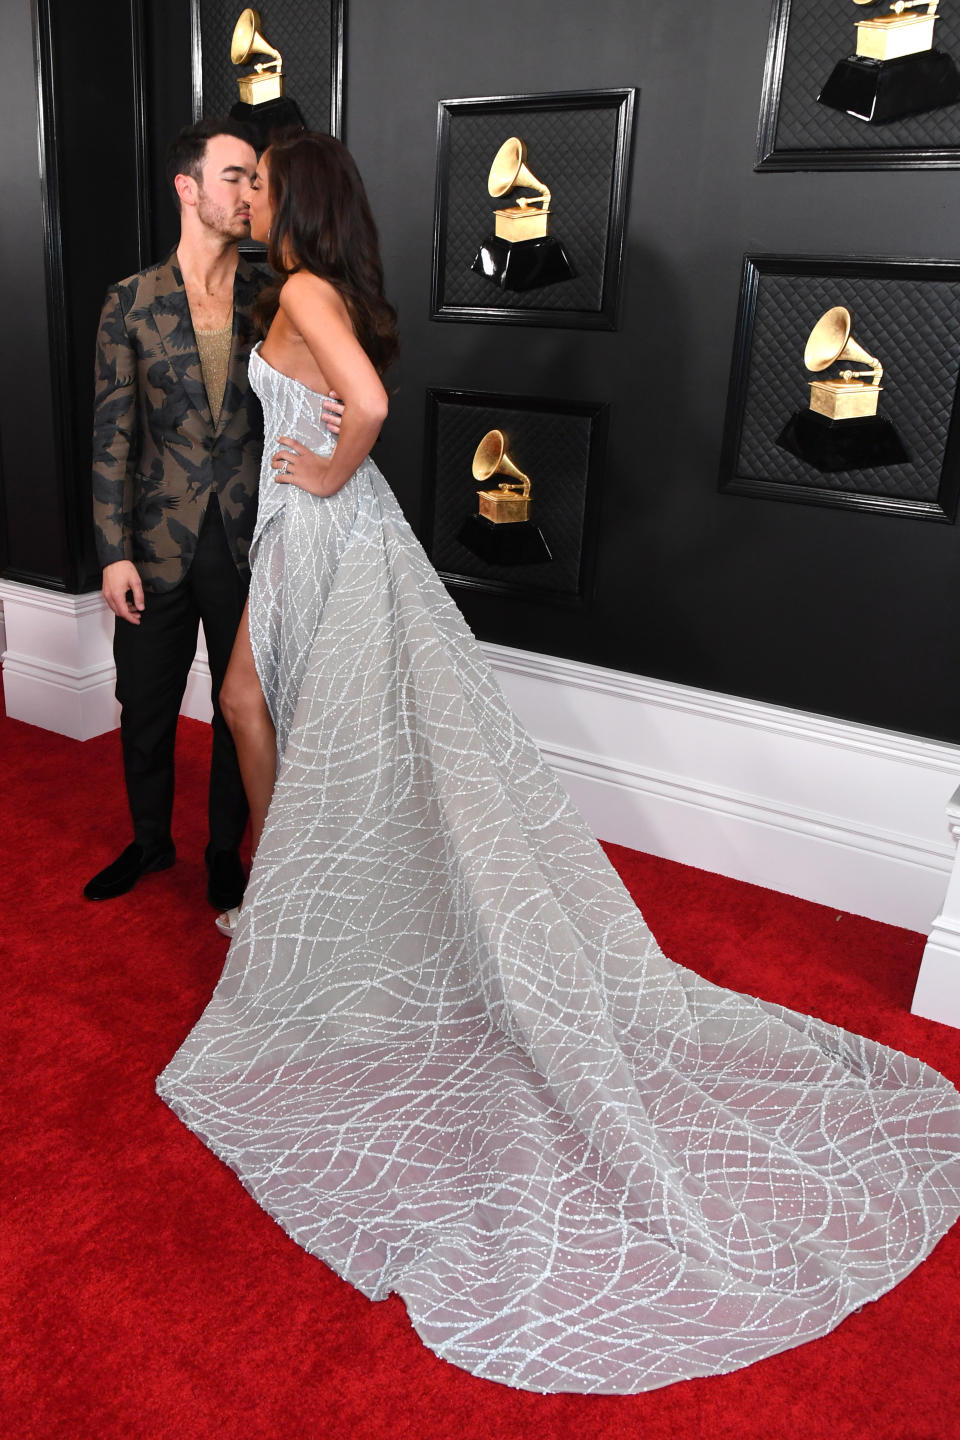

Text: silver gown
xmin=158 ymin=348 xmax=960 ymax=1394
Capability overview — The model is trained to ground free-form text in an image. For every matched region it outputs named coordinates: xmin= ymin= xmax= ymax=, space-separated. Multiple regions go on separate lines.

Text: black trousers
xmin=113 ymin=498 xmax=249 ymax=853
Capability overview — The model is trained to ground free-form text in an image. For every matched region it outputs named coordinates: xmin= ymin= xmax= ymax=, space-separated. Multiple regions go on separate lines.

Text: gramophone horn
xmin=231 ymin=8 xmax=283 ymax=68
xmin=804 ymin=306 xmax=882 ymax=383
xmin=487 ymin=138 xmax=551 ymax=209
xmin=471 ymin=430 xmax=530 ymax=491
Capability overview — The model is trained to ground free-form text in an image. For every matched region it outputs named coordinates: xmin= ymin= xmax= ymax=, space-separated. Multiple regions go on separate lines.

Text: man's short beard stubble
xmin=196 ymin=187 xmax=250 ymax=242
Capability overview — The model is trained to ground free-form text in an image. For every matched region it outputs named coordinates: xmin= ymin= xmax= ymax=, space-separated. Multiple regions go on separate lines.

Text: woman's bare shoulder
xmin=280 ymin=271 xmax=348 ymax=316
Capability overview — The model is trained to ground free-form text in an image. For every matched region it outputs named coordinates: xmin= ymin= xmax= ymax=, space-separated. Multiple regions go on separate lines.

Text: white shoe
xmin=215 ymin=906 xmax=241 ymax=937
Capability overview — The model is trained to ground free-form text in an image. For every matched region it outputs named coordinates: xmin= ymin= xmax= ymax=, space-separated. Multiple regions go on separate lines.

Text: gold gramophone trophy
xmin=229 ymin=9 xmax=304 ymax=148
xmin=457 ymin=431 xmax=553 ymax=565
xmin=777 ymin=306 xmax=909 ymax=471
xmin=471 ymin=139 xmax=575 ymax=293
xmin=819 ymin=1 xmax=960 ymax=123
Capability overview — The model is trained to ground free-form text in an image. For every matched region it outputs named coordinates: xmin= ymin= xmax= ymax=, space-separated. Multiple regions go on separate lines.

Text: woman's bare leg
xmin=220 ymin=600 xmax=276 ymax=858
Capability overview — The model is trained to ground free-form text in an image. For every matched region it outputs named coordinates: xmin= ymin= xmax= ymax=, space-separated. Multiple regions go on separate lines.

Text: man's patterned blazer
xmin=92 ymin=251 xmax=268 ymax=593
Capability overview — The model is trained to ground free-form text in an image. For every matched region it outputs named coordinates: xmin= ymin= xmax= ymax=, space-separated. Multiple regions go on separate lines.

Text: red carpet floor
xmin=3 ymin=702 xmax=960 ymax=1440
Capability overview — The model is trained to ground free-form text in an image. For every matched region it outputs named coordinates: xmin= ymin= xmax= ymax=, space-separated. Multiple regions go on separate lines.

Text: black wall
xmin=0 ymin=0 xmax=191 ymax=592
xmin=4 ymin=0 xmax=960 ymax=744
xmin=0 ymin=0 xmax=70 ymax=587
xmin=345 ymin=0 xmax=960 ymax=744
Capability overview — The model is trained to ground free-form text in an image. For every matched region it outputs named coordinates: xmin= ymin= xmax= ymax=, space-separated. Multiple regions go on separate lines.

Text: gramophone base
xmin=777 ymin=409 xmax=910 ymax=472
xmin=471 ymin=235 xmax=575 ymax=293
xmin=230 ymin=96 xmax=306 ymax=149
xmin=817 ymin=49 xmax=960 ymax=124
xmin=457 ymin=515 xmax=553 ymax=565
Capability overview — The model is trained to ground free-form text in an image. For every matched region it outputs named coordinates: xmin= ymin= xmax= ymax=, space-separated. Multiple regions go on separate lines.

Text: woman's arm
xmin=273 ymin=271 xmax=389 ymax=497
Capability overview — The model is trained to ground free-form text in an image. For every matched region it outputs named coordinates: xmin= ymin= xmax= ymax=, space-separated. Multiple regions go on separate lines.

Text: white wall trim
xmin=3 ymin=650 xmax=117 ymax=692
xmin=482 ymin=641 xmax=960 ymax=937
xmin=182 ymin=640 xmax=213 ymax=723
xmin=3 ymin=587 xmax=959 ymax=958
xmin=912 ymin=787 xmax=960 ymax=1028
xmin=0 ymin=583 xmax=107 ymax=620
xmin=537 ymin=737 xmax=951 ymax=873
xmin=0 ymin=579 xmax=119 ymax=739
xmin=490 ymin=644 xmax=960 ymax=775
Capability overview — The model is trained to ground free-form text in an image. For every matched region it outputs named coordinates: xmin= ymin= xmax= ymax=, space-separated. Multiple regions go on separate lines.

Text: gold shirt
xmin=194 ymin=319 xmax=234 ymax=427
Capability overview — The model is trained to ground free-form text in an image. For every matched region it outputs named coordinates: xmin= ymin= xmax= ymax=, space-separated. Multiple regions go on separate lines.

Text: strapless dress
xmin=158 ymin=346 xmax=960 ymax=1394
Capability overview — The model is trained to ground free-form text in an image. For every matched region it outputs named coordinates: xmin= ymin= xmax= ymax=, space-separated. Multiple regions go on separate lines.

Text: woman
xmin=158 ymin=132 xmax=960 ymax=1395
xmin=217 ymin=130 xmax=396 ymax=884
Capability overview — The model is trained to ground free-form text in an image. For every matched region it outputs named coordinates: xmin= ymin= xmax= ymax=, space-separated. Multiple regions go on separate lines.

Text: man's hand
xmin=102 ymin=560 xmax=145 ymax=625
xmin=322 ymin=390 xmax=345 ymax=434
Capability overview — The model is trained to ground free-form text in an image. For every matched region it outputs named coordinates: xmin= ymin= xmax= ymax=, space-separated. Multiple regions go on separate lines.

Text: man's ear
xmin=174 ymin=172 xmax=197 ymax=208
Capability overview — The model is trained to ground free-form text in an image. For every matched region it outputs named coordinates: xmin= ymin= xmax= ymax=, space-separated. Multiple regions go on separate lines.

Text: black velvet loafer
xmin=205 ymin=844 xmax=246 ymax=911
xmin=83 ymin=841 xmax=176 ymax=901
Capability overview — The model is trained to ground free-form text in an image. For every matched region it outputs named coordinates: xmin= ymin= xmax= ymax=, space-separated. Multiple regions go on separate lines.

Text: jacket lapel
xmin=216 ymin=255 xmax=264 ymax=437
xmin=146 ymin=251 xmax=214 ymax=432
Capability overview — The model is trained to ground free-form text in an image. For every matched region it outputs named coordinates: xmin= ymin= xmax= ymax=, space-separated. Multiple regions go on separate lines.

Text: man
xmin=85 ymin=119 xmax=339 ymax=909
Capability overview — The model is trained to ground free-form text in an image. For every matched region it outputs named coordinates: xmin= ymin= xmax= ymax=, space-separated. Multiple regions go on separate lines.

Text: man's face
xmin=191 ymin=133 xmax=258 ymax=240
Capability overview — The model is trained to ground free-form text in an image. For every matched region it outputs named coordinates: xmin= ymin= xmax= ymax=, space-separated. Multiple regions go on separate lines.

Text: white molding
xmin=3 ymin=587 xmax=959 ymax=954
xmin=182 ymin=634 xmax=213 ymax=723
xmin=481 ymin=641 xmax=960 ymax=936
xmin=0 ymin=579 xmax=119 ymax=739
xmin=3 ymin=650 xmax=116 ymax=692
xmin=912 ymin=788 xmax=960 ymax=1028
xmin=0 ymin=580 xmax=216 ymax=730
xmin=488 ymin=644 xmax=960 ymax=774
xmin=0 ymin=582 xmax=107 ymax=620
xmin=537 ymin=738 xmax=950 ymax=872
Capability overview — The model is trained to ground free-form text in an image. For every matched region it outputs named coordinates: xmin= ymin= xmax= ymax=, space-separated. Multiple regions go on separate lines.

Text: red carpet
xmin=3 ymin=702 xmax=959 ymax=1440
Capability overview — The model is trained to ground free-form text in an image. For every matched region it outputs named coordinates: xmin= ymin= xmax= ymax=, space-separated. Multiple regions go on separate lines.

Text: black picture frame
xmin=422 ymin=389 xmax=608 ymax=603
xmin=431 ymin=89 xmax=636 ymax=329
xmin=189 ymin=0 xmax=345 ymax=138
xmin=719 ymin=253 xmax=960 ymax=521
xmin=757 ymin=0 xmax=960 ymax=170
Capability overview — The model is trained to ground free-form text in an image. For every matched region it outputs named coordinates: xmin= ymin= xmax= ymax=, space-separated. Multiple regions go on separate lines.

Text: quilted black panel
xmin=437 ymin=102 xmax=621 ymax=315
xmin=197 ymin=0 xmax=338 ymax=133
xmin=770 ymin=0 xmax=960 ymax=153
xmin=731 ymin=264 xmax=960 ymax=503
xmin=427 ymin=396 xmax=599 ymax=600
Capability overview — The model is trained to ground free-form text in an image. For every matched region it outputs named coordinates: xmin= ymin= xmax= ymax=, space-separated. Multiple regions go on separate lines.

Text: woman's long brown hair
xmin=253 ymin=129 xmax=399 ymax=376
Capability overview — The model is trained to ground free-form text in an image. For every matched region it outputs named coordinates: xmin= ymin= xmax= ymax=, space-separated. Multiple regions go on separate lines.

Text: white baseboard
xmin=0 ymin=580 xmax=119 ymax=740
xmin=912 ymin=790 xmax=960 ymax=1027
xmin=485 ymin=643 xmax=960 ymax=936
xmin=912 ymin=927 xmax=960 ymax=1028
xmin=3 ymin=585 xmax=959 ymax=944
xmin=0 ymin=580 xmax=215 ymax=735
xmin=181 ymin=631 xmax=214 ymax=723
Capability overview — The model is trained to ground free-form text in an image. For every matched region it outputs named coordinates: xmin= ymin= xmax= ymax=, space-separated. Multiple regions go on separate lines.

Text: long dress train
xmin=157 ymin=348 xmax=960 ymax=1394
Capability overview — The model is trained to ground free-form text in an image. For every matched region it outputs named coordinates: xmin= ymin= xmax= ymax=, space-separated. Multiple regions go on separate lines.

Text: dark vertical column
xmin=144 ymin=0 xmax=194 ymax=259
xmin=0 ymin=0 xmax=66 ymax=588
xmin=0 ymin=0 xmax=191 ymax=594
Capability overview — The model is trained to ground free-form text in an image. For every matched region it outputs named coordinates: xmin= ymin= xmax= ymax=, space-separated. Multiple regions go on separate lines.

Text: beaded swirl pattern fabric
xmin=158 ymin=351 xmax=960 ymax=1394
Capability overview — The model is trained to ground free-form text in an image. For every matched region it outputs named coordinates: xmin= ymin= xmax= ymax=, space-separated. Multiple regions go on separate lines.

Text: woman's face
xmin=243 ymin=149 xmax=273 ymax=244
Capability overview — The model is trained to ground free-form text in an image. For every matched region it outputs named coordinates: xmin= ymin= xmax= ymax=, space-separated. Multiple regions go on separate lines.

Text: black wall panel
xmin=4 ymin=0 xmax=960 ymax=745
xmin=342 ymin=0 xmax=960 ymax=744
xmin=144 ymin=1 xmax=194 ymax=260
xmin=0 ymin=0 xmax=67 ymax=587
xmin=0 ymin=0 xmax=161 ymax=591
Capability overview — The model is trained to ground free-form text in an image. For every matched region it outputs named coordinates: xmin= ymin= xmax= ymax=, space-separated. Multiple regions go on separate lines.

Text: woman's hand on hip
xmin=272 ymin=436 xmax=338 ymax=497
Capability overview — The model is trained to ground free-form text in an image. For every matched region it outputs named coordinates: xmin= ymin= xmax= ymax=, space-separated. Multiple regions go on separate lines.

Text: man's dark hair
xmin=165 ymin=117 xmax=255 ymax=206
